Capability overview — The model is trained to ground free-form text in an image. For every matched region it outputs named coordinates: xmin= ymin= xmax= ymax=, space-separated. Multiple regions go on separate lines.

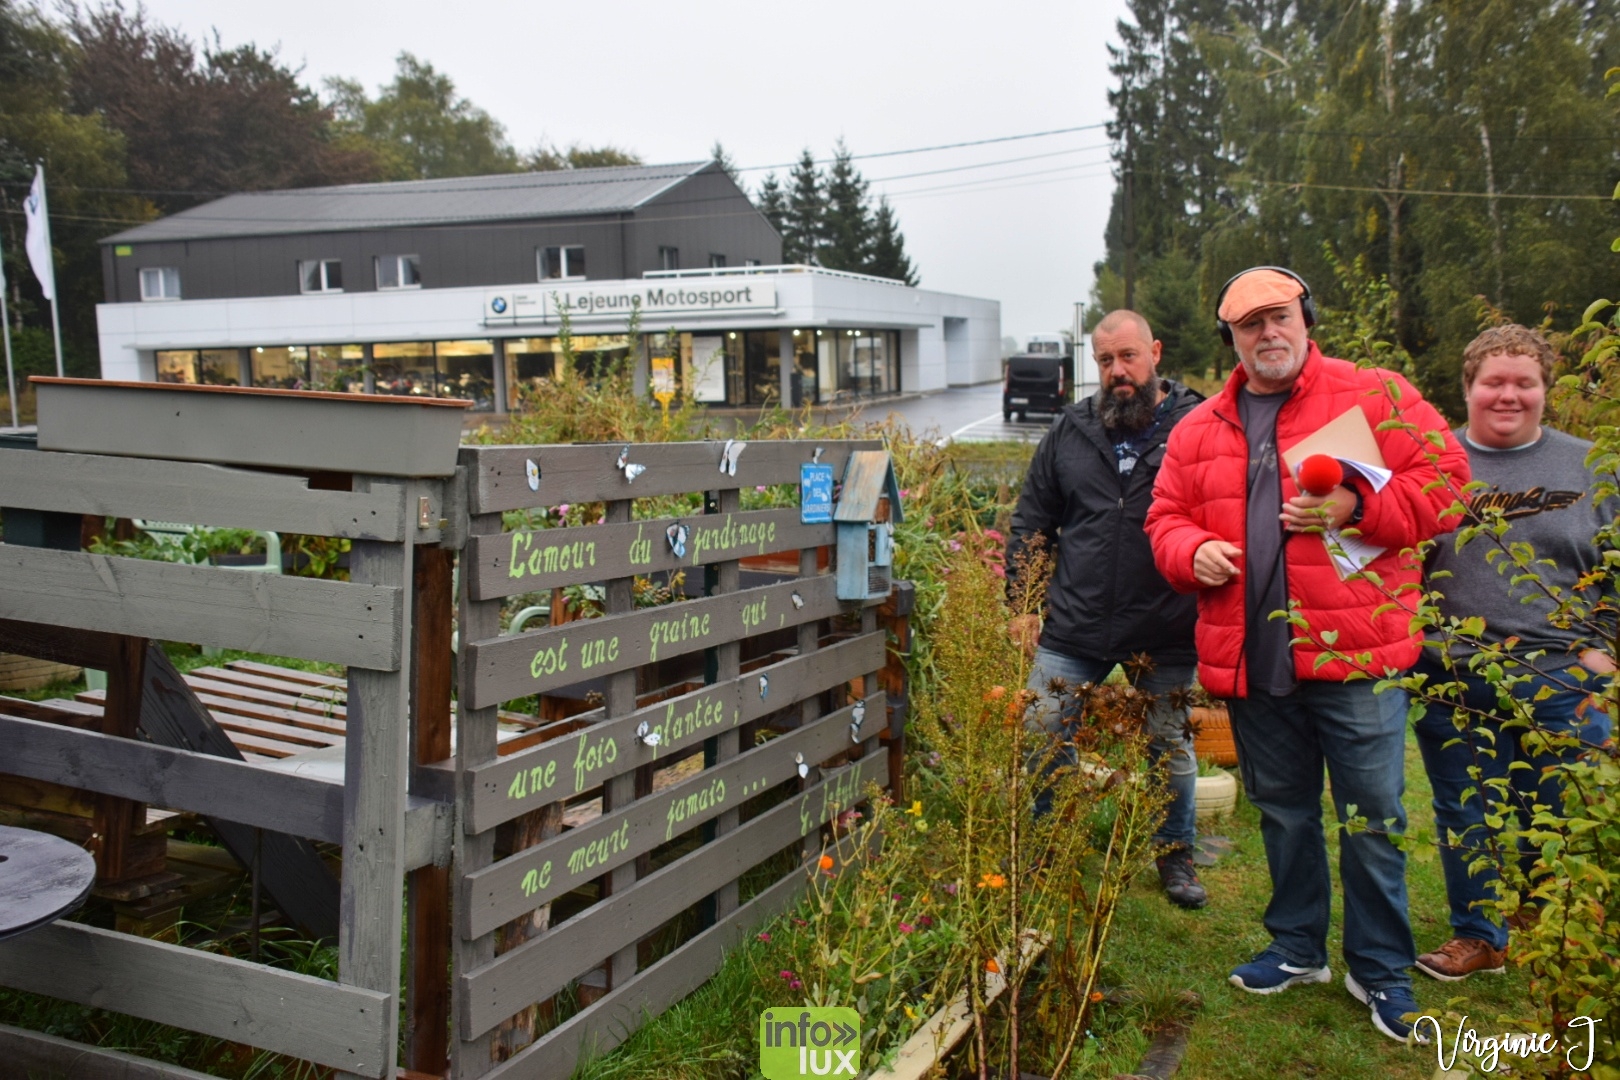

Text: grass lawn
xmin=1114 ymin=722 xmax=1528 ymax=1079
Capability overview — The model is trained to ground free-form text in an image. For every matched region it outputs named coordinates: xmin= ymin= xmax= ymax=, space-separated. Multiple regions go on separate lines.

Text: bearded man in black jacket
xmin=1006 ymin=309 xmax=1208 ymax=908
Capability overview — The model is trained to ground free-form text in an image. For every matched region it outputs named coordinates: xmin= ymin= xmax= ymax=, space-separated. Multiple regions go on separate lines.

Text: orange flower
xmin=985 ymin=957 xmax=1001 ymax=974
xmin=977 ymin=872 xmax=1006 ymax=889
xmin=818 ymin=854 xmax=835 ymax=872
xmin=1089 ymin=991 xmax=1104 ymax=1003
xmin=984 ymin=685 xmax=1007 ymax=702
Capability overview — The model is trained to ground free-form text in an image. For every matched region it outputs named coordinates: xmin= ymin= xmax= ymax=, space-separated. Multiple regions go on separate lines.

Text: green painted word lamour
xmin=647 ymin=609 xmax=713 ymax=663
xmin=507 ymin=531 xmax=596 ymax=581
xmin=527 ymin=634 xmax=620 ymax=680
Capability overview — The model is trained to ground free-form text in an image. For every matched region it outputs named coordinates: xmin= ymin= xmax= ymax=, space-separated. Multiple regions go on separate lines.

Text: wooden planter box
xmin=0 ymin=652 xmax=82 ymax=691
xmin=33 ymin=378 xmax=468 ymax=477
xmin=1191 ymin=704 xmax=1239 ymax=767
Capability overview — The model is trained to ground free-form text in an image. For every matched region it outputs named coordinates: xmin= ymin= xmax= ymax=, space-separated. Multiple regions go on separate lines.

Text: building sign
xmin=800 ymin=463 xmax=834 ymax=524
xmin=483 ymin=281 xmax=777 ymax=326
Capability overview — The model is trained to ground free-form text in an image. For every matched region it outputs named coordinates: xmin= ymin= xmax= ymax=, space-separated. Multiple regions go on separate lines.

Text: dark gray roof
xmin=103 ymin=162 xmax=712 ymax=243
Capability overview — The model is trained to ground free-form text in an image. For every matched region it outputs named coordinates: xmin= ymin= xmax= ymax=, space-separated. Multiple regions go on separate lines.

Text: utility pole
xmin=1123 ymin=111 xmax=1137 ymax=310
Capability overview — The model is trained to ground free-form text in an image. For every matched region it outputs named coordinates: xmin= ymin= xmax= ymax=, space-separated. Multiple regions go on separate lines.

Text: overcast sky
xmin=139 ymin=0 xmax=1131 ymax=345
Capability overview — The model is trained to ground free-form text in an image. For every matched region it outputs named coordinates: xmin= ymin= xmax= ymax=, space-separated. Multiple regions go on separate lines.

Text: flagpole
xmin=1 ymin=278 xmax=17 ymax=429
xmin=24 ymin=163 xmax=63 ymax=377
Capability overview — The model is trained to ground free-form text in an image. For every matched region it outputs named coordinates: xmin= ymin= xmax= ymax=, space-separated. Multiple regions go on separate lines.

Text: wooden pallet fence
xmin=448 ymin=438 xmax=899 ymax=1080
xmin=0 ymin=387 xmax=464 ymax=1080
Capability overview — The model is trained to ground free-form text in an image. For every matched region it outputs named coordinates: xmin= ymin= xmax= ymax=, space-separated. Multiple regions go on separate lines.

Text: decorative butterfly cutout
xmin=794 ymin=752 xmax=809 ymax=780
xmin=635 ymin=721 xmax=662 ymax=748
xmin=720 ymin=438 xmax=746 ymax=477
xmin=615 ymin=445 xmax=645 ymax=484
xmin=790 ymin=592 xmax=805 ymax=610
xmin=667 ymin=522 xmax=689 ymax=558
xmin=758 ymin=674 xmax=770 ymax=700
xmin=525 ymin=458 xmax=540 ymax=491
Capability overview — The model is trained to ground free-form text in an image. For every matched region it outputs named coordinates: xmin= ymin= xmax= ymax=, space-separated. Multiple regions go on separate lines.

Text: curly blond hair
xmin=1461 ymin=324 xmax=1556 ymax=390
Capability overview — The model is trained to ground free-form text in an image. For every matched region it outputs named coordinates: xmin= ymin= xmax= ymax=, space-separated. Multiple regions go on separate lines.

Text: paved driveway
xmin=850 ymin=383 xmax=1062 ymax=444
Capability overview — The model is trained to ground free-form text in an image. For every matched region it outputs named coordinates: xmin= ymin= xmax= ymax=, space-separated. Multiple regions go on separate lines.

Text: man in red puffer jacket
xmin=1145 ymin=266 xmax=1468 ymax=1045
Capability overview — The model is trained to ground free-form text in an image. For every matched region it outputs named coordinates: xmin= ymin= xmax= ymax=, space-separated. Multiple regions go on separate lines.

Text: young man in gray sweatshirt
xmin=1414 ymin=324 xmax=1616 ymax=981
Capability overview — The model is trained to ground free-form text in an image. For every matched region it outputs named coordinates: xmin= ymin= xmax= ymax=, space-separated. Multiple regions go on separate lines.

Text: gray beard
xmin=1096 ymin=377 xmax=1158 ymax=433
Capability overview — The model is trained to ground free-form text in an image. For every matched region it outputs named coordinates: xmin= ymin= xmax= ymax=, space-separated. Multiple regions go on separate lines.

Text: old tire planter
xmin=1194 ymin=768 xmax=1239 ymax=820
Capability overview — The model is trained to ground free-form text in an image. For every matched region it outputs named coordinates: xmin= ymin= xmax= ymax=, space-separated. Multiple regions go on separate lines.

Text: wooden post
xmin=452 ymin=512 xmax=502 ymax=1078
xmin=94 ymin=633 xmax=148 ymax=882
xmin=600 ymin=497 xmax=641 ymax=991
xmin=337 ymin=482 xmax=415 ymax=1080
xmin=707 ymin=488 xmax=743 ymax=922
xmin=406 ymin=545 xmax=453 ymax=1075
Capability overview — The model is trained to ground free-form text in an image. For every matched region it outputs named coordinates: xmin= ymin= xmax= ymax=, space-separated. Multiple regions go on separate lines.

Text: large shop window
xmin=539 ymin=246 xmax=585 ymax=280
xmin=299 ymin=259 xmax=343 ymax=293
xmin=251 ymin=346 xmax=309 ymax=389
xmin=369 ymin=341 xmax=493 ymax=411
xmin=139 ymin=267 xmax=180 ymax=301
xmin=504 ymin=334 xmax=633 ymax=409
xmin=721 ymin=331 xmax=780 ymax=406
xmin=155 ymin=349 xmax=241 ymax=386
xmin=810 ymin=329 xmax=899 ymax=401
xmin=310 ymin=345 xmax=366 ymax=393
xmin=376 ymin=254 xmax=420 ymax=290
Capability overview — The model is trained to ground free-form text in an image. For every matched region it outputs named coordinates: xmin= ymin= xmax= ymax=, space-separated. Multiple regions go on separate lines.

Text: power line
xmin=1255 ymin=179 xmax=1615 ymax=201
xmin=881 ymin=160 xmax=1115 ymax=198
xmin=868 ymin=143 xmax=1113 ymax=183
xmin=734 ymin=123 xmax=1109 ymax=173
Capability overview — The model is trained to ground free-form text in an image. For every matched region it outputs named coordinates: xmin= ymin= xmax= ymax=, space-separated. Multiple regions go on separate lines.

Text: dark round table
xmin=0 ymin=824 xmax=97 ymax=941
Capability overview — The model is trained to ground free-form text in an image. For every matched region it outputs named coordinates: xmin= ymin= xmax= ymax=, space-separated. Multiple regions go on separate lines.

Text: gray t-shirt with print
xmin=1240 ymin=387 xmax=1298 ymax=696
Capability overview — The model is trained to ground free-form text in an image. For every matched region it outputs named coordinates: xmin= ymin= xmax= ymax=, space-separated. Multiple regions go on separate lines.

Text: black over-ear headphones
xmin=1214 ymin=265 xmax=1317 ymax=346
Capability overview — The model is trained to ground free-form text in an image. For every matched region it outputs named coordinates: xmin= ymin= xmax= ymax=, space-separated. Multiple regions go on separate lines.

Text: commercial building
xmin=96 ymin=162 xmax=1000 ymax=412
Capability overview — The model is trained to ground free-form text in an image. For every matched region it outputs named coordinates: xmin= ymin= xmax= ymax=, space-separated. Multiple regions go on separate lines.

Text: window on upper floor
xmin=708 ymin=254 xmax=727 ymax=269
xmin=300 ymin=258 xmax=343 ymax=294
xmin=139 ymin=267 xmax=181 ymax=301
xmin=659 ymin=246 xmax=680 ymax=271
xmin=539 ymin=246 xmax=585 ymax=280
xmin=376 ymin=254 xmax=420 ymax=290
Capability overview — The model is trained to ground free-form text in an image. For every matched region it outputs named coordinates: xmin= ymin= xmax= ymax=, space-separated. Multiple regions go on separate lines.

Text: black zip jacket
xmin=1006 ymin=379 xmax=1202 ymax=664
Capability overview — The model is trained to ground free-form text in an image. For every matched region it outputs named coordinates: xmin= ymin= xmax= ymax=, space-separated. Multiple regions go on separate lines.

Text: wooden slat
xmin=463 ymin=574 xmax=856 ymax=708
xmin=462 ymin=439 xmax=881 ymax=514
xmin=0 ymin=921 xmax=392 ymax=1076
xmin=461 ymin=630 xmax=885 ymax=834
xmin=182 ymin=673 xmax=348 ymax=719
xmin=339 ymin=533 xmax=414 ymax=1080
xmin=193 ymin=665 xmax=348 ymax=704
xmin=458 ymin=752 xmax=887 ymax=1038
xmin=79 ymin=688 xmax=343 ymax=745
xmin=0 ymin=1020 xmax=223 ymax=1080
xmin=467 ymin=508 xmax=832 ymax=599
xmin=480 ymin=843 xmax=815 ymax=1080
xmin=0 ymin=616 xmax=124 ymax=670
xmin=0 ymin=545 xmax=403 ymax=670
xmin=228 ymin=658 xmax=346 ymax=687
xmin=0 ymin=712 xmax=344 ymax=842
xmin=0 ymin=446 xmax=409 ymax=541
xmin=460 ymin=693 xmax=882 ymax=937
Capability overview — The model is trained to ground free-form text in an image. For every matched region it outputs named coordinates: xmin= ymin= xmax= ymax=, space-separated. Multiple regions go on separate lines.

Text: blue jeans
xmin=1411 ymin=656 xmax=1612 ymax=950
xmin=1228 ymin=680 xmax=1415 ymax=992
xmin=1024 ymin=648 xmax=1197 ymax=848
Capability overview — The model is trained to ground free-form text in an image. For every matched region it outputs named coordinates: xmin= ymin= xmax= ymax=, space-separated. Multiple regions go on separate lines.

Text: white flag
xmin=24 ymin=164 xmax=55 ymax=302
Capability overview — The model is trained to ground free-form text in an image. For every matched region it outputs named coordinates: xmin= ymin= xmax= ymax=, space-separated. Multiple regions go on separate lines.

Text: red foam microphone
xmin=1296 ymin=454 xmax=1343 ymax=497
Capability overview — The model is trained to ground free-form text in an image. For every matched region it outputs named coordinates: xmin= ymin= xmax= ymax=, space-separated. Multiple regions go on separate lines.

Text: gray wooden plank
xmin=404 ymin=795 xmax=453 ymax=873
xmin=462 ymin=439 xmax=881 ymax=514
xmin=468 ymin=508 xmax=832 ymax=599
xmin=480 ymin=846 xmax=814 ymax=1080
xmin=0 ymin=712 xmax=343 ymax=842
xmin=0 ymin=1020 xmax=223 ymax=1080
xmin=461 ymin=693 xmax=883 ymax=937
xmin=0 ymin=545 xmax=402 ymax=670
xmin=463 ymin=631 xmax=886 ymax=834
xmin=338 ymin=527 xmax=414 ymax=1080
xmin=0 ymin=921 xmax=392 ymax=1076
xmin=463 ymin=574 xmax=855 ymax=708
xmin=0 ymin=447 xmax=408 ymax=541
xmin=452 ymin=514 xmax=505 ymax=1078
xmin=139 ymin=643 xmax=341 ymax=940
xmin=458 ymin=752 xmax=888 ymax=1038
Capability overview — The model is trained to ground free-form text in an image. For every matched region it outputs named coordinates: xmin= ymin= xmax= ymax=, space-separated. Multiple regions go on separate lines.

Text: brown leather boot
xmin=1415 ymin=937 xmax=1507 ymax=982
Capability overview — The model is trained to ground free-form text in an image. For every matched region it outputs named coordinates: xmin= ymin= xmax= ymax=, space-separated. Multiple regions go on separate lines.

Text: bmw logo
xmin=491 ymin=296 xmax=508 ymax=314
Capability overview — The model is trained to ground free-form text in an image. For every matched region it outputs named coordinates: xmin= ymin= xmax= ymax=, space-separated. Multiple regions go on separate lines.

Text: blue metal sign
xmin=800 ymin=463 xmax=834 ymax=524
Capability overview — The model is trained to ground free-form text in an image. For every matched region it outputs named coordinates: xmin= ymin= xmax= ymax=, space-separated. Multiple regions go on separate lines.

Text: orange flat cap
xmin=1218 ymin=269 xmax=1304 ymax=325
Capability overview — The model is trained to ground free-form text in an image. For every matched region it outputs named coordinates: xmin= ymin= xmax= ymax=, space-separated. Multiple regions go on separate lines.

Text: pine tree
xmin=709 ymin=139 xmax=740 ymax=186
xmin=755 ymin=171 xmax=788 ymax=248
xmin=783 ymin=148 xmax=824 ymax=264
xmin=866 ymin=197 xmax=918 ymax=285
xmin=819 ymin=138 xmax=875 ymax=271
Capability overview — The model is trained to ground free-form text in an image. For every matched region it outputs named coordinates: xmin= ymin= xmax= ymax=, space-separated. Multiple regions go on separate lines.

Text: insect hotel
xmin=0 ymin=379 xmax=908 ymax=1080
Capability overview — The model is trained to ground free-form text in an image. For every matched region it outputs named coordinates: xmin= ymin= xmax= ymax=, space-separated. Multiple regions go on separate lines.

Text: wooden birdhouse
xmin=833 ymin=449 xmax=904 ymax=601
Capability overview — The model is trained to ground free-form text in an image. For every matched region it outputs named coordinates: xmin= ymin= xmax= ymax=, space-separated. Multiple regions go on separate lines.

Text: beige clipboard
xmin=1281 ymin=405 xmax=1386 ymax=473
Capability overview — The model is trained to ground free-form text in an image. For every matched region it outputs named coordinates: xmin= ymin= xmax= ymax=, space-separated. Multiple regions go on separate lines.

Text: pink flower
xmin=557 ymin=503 xmax=571 ymax=518
xmin=900 ymin=488 xmax=911 ymax=498
xmin=919 ymin=916 xmax=934 ymax=928
xmin=948 ymin=540 xmax=962 ymax=552
xmin=779 ymin=969 xmax=795 ymax=981
xmin=984 ymin=529 xmax=1005 ymax=543
xmin=892 ymin=893 xmax=904 ymax=902
xmin=757 ymin=932 xmax=771 ymax=942
xmin=944 ymin=883 xmax=959 ymax=896
xmin=792 ymin=917 xmax=809 ymax=927
xmin=790 ymin=979 xmax=803 ymax=990
xmin=898 ymin=922 xmax=915 ymax=934
xmin=756 ymin=485 xmax=769 ymax=493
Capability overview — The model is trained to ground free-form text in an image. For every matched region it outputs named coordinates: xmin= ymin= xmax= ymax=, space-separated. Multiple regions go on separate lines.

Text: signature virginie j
xmin=1413 ymin=1014 xmax=1602 ymax=1074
